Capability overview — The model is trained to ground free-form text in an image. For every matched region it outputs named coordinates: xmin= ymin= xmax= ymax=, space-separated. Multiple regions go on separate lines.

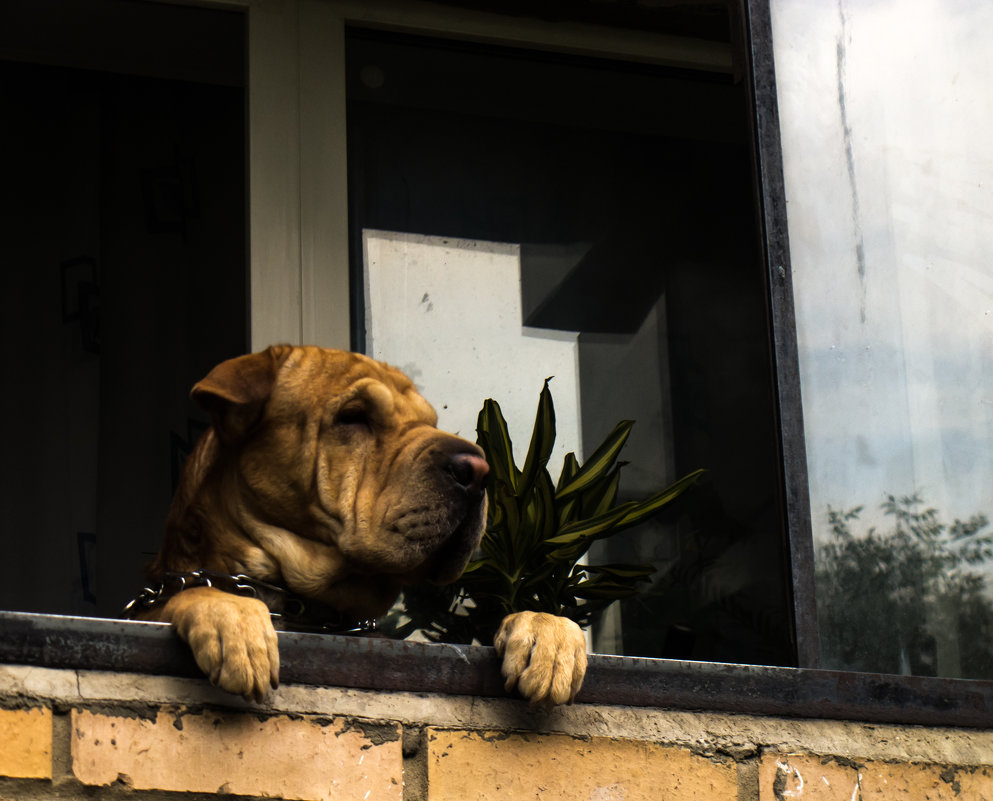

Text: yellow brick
xmin=954 ymin=765 xmax=993 ymax=800
xmin=71 ymin=708 xmax=402 ymax=800
xmin=760 ymin=756 xmax=993 ymax=801
xmin=758 ymin=753 xmax=858 ymax=801
xmin=0 ymin=706 xmax=52 ymax=780
xmin=860 ymin=760 xmax=973 ymax=800
xmin=426 ymin=728 xmax=736 ymax=801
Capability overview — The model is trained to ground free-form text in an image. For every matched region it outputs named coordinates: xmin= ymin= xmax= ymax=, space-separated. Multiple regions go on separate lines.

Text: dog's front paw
xmin=494 ymin=611 xmax=587 ymax=708
xmin=166 ymin=587 xmax=280 ymax=703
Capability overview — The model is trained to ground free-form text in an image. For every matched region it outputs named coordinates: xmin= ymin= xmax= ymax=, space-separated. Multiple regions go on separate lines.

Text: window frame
xmin=736 ymin=0 xmax=819 ymax=669
xmin=4 ymin=0 xmax=989 ymax=727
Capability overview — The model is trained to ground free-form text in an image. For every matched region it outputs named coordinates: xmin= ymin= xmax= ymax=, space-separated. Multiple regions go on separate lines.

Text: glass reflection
xmin=772 ymin=0 xmax=993 ymax=678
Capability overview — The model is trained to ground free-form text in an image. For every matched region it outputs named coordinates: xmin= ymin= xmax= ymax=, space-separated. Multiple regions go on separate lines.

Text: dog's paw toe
xmin=171 ymin=589 xmax=279 ymax=702
xmin=494 ymin=611 xmax=588 ymax=708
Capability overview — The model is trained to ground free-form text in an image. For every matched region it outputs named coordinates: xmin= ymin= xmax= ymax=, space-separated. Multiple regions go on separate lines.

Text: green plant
xmin=382 ymin=380 xmax=704 ymax=644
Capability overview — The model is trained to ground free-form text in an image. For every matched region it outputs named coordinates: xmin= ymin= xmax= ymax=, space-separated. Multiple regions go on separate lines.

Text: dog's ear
xmin=191 ymin=345 xmax=294 ymax=442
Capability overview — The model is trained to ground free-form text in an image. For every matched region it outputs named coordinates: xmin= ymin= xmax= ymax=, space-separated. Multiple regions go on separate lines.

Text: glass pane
xmin=773 ymin=0 xmax=993 ymax=678
xmin=0 ymin=1 xmax=246 ymax=617
xmin=348 ymin=28 xmax=795 ymax=665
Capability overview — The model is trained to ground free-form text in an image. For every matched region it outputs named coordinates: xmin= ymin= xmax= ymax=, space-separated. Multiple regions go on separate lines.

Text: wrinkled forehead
xmin=277 ymin=348 xmax=438 ymax=425
xmin=349 ymin=376 xmax=438 ymax=425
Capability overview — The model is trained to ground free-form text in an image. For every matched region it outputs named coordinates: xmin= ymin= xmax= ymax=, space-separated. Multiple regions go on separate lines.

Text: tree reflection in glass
xmin=816 ymin=495 xmax=993 ymax=679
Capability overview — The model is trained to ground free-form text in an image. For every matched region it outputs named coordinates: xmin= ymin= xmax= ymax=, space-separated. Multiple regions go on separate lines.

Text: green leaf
xmin=608 ymin=469 xmax=706 ymax=530
xmin=556 ymin=452 xmax=580 ymax=493
xmin=555 ymin=421 xmax=633 ymax=500
xmin=557 ymin=494 xmax=579 ymax=528
xmin=476 ymin=398 xmax=520 ymax=494
xmin=570 ymin=580 xmax=645 ymax=601
xmin=545 ymin=504 xmax=633 ymax=546
xmin=546 ymin=469 xmax=704 ymax=551
xmin=577 ymin=563 xmax=656 ymax=579
xmin=583 ymin=466 xmax=622 ymax=518
xmin=520 ymin=379 xmax=556 ymax=495
xmin=538 ymin=469 xmax=559 ymax=538
xmin=492 ymin=485 xmax=520 ymax=537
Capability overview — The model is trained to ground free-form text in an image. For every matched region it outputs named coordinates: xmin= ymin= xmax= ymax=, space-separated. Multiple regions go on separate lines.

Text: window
xmin=774 ymin=0 xmax=993 ymax=681
xmin=346 ymin=27 xmax=795 ymax=666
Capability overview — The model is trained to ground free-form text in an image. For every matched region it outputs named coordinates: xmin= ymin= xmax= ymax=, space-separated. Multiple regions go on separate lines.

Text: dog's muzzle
xmin=421 ymin=443 xmax=489 ymax=584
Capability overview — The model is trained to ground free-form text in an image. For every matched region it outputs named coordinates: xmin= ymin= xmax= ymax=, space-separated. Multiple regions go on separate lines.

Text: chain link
xmin=121 ymin=569 xmax=376 ymax=634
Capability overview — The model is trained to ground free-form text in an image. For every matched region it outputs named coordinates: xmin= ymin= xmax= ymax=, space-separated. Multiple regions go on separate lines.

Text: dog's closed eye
xmin=335 ymin=401 xmax=372 ymax=430
xmin=335 ymin=379 xmax=398 ymax=433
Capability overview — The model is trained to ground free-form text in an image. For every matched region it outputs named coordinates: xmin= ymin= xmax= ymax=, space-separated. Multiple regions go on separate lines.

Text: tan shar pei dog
xmin=133 ymin=346 xmax=586 ymax=706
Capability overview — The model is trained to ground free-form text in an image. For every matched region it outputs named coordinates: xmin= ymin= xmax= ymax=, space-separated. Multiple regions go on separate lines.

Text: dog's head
xmin=188 ymin=345 xmax=488 ymax=613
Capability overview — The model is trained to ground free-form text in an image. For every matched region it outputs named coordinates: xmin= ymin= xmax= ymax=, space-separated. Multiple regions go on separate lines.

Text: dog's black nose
xmin=447 ymin=452 xmax=489 ymax=495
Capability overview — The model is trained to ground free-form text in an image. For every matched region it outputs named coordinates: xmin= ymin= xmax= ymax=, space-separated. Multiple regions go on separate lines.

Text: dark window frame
xmin=739 ymin=0 xmax=820 ymax=669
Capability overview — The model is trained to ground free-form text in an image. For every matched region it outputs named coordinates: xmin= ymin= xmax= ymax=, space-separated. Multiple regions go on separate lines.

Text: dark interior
xmin=0 ymin=1 xmax=247 ymax=617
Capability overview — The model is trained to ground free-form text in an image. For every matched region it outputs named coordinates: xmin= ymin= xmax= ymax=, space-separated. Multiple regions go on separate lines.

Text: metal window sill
xmin=2 ymin=611 xmax=991 ymax=728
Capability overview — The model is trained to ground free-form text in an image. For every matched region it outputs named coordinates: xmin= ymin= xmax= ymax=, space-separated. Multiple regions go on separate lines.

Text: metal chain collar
xmin=122 ymin=569 xmax=376 ymax=635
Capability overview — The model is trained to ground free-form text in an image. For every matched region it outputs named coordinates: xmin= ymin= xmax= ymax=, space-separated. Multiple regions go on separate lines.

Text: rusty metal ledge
xmin=2 ymin=611 xmax=991 ymax=728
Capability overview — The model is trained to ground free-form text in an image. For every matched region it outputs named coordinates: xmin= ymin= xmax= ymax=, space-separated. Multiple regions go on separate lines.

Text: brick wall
xmin=2 ymin=663 xmax=992 ymax=800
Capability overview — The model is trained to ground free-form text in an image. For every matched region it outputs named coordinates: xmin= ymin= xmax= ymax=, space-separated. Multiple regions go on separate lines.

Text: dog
xmin=135 ymin=346 xmax=586 ymax=706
